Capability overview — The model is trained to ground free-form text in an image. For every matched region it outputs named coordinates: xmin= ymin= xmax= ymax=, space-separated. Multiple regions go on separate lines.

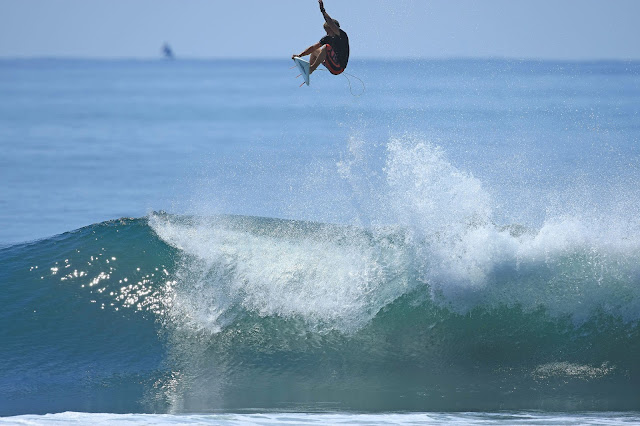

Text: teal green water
xmin=1 ymin=213 xmax=639 ymax=414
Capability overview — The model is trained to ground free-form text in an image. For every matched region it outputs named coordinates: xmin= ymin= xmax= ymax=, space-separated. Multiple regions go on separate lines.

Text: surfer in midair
xmin=292 ymin=0 xmax=349 ymax=76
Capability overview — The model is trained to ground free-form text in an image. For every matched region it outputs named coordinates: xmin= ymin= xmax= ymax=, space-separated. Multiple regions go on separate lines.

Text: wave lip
xmin=149 ymin=213 xmax=414 ymax=334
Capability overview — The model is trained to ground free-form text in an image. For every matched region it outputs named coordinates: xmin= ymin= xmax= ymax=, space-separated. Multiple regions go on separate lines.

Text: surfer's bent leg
xmin=322 ymin=44 xmax=344 ymax=75
xmin=309 ymin=45 xmax=327 ymax=75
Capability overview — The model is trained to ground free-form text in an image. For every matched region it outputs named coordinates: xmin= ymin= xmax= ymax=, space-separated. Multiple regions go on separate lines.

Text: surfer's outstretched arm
xmin=293 ymin=42 xmax=326 ymax=75
xmin=292 ymin=42 xmax=322 ymax=60
xmin=318 ymin=0 xmax=340 ymax=34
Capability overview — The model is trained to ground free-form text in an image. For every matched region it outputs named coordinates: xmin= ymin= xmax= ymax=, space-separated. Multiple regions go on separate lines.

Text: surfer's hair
xmin=323 ymin=20 xmax=340 ymax=33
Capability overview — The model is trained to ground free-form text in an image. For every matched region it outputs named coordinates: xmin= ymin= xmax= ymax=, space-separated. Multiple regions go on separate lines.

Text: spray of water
xmin=150 ymin=135 xmax=640 ymax=335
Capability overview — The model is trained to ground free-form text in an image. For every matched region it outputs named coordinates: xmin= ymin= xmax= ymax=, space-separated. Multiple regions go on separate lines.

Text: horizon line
xmin=2 ymin=55 xmax=640 ymax=64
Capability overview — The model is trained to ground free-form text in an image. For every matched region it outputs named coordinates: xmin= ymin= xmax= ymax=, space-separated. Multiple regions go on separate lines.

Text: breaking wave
xmin=2 ymin=137 xmax=639 ymax=414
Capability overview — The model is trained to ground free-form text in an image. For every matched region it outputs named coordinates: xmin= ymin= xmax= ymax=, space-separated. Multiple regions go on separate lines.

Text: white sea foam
xmin=150 ymin=136 xmax=640 ymax=333
xmin=2 ymin=411 xmax=638 ymax=425
xmin=532 ymin=361 xmax=616 ymax=381
xmin=150 ymin=214 xmax=411 ymax=334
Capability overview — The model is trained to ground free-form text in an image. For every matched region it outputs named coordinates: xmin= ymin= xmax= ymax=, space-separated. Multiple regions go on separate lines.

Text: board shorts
xmin=322 ymin=44 xmax=344 ymax=75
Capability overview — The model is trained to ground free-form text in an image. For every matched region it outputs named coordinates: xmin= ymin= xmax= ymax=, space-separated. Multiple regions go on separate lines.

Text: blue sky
xmin=1 ymin=0 xmax=640 ymax=60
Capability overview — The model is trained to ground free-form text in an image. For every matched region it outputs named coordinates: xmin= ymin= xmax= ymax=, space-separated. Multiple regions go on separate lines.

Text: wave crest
xmin=149 ymin=137 xmax=640 ymax=335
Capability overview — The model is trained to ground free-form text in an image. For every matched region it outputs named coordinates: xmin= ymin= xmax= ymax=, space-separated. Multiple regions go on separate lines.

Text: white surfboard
xmin=293 ymin=57 xmax=311 ymax=86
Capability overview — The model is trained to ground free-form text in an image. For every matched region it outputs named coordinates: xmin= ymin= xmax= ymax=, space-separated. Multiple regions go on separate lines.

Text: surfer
xmin=292 ymin=0 xmax=349 ymax=76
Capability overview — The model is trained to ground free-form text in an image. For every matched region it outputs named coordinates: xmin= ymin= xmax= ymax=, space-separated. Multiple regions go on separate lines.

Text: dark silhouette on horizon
xmin=162 ymin=43 xmax=174 ymax=60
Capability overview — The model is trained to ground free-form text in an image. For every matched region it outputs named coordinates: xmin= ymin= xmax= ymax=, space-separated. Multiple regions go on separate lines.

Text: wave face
xmin=2 ymin=139 xmax=640 ymax=415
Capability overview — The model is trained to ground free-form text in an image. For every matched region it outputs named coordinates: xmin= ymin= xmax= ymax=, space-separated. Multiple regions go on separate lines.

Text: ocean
xmin=1 ymin=59 xmax=639 ymax=424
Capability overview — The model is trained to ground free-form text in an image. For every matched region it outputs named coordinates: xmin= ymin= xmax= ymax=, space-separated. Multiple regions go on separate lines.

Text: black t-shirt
xmin=320 ymin=30 xmax=349 ymax=68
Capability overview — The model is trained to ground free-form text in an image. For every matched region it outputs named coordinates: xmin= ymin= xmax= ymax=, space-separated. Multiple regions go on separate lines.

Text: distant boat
xmin=162 ymin=43 xmax=174 ymax=60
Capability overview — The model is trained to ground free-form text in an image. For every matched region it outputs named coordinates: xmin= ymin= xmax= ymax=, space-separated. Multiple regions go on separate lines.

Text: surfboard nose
xmin=293 ymin=57 xmax=311 ymax=86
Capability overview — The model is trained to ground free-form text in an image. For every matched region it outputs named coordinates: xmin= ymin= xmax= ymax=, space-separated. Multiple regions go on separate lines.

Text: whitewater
xmin=1 ymin=59 xmax=639 ymax=422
